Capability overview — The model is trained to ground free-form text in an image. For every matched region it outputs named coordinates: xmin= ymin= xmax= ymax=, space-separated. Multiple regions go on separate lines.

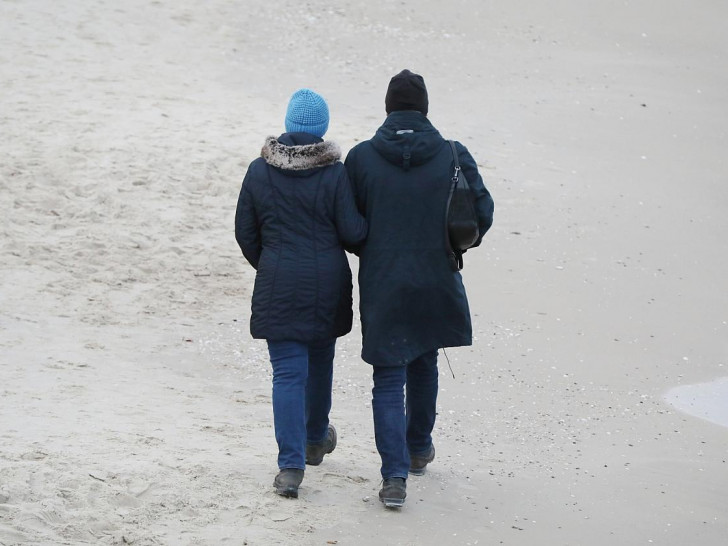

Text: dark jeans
xmin=372 ymin=350 xmax=439 ymax=479
xmin=267 ymin=339 xmax=335 ymax=470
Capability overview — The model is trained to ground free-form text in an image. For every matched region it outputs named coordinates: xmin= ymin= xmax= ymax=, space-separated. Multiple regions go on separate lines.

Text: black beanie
xmin=385 ymin=69 xmax=428 ymax=116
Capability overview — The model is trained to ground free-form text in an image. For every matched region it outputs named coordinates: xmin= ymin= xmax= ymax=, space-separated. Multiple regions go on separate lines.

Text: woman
xmin=235 ymin=89 xmax=367 ymax=498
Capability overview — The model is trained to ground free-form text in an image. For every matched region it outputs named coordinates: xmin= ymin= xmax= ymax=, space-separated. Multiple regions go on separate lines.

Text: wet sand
xmin=666 ymin=377 xmax=728 ymax=429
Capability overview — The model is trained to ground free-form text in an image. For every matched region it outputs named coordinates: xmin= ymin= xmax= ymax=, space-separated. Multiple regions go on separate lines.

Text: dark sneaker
xmin=409 ymin=444 xmax=435 ymax=476
xmin=305 ymin=424 xmax=337 ymax=466
xmin=273 ymin=468 xmax=304 ymax=498
xmin=379 ymin=477 xmax=407 ymax=508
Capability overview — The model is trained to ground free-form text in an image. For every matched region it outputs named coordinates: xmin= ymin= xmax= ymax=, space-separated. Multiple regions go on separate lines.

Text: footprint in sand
xmin=19 ymin=450 xmax=48 ymax=461
xmin=14 ymin=505 xmax=66 ymax=536
xmin=0 ymin=524 xmax=29 ymax=544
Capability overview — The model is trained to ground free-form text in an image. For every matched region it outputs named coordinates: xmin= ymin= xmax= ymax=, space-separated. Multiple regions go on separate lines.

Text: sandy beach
xmin=1 ymin=0 xmax=727 ymax=544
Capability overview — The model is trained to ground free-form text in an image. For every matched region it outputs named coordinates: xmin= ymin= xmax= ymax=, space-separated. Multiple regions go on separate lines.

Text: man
xmin=345 ymin=69 xmax=494 ymax=508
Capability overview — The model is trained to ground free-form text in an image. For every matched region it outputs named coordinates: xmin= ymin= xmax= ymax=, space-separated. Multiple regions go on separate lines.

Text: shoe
xmin=305 ymin=424 xmax=337 ymax=466
xmin=379 ymin=477 xmax=406 ymax=508
xmin=273 ymin=468 xmax=304 ymax=498
xmin=409 ymin=444 xmax=435 ymax=476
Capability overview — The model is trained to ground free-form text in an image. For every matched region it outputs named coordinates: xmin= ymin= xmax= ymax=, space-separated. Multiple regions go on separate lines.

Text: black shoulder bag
xmin=445 ymin=140 xmax=479 ymax=271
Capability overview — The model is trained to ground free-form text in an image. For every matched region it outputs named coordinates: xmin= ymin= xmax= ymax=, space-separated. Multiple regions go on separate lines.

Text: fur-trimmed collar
xmin=261 ymin=136 xmax=341 ymax=171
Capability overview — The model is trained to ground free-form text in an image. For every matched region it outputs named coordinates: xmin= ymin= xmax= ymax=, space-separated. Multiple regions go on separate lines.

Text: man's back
xmin=345 ymin=110 xmax=492 ymax=366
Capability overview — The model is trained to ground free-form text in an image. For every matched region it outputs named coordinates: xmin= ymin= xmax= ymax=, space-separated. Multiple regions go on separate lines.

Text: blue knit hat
xmin=285 ymin=88 xmax=329 ymax=138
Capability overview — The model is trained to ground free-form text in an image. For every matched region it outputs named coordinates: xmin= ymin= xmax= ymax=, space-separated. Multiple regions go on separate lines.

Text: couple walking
xmin=235 ymin=69 xmax=494 ymax=508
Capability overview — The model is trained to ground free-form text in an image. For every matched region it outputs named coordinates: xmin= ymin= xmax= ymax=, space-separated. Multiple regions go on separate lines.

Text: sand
xmin=1 ymin=0 xmax=727 ymax=544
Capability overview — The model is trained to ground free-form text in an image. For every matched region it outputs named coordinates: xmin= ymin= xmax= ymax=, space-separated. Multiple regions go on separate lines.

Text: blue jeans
xmin=372 ymin=350 xmax=439 ymax=479
xmin=267 ymin=339 xmax=335 ymax=470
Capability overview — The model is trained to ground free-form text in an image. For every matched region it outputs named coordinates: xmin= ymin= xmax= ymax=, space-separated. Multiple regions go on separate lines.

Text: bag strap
xmin=447 ymin=140 xmax=461 ymax=182
xmin=445 ymin=140 xmax=465 ymax=272
xmin=448 ymin=140 xmax=460 ymax=168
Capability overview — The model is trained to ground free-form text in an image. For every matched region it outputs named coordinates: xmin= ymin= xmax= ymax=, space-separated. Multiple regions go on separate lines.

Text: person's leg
xmin=305 ymin=339 xmax=335 ymax=444
xmin=406 ymin=350 xmax=439 ymax=456
xmin=372 ymin=365 xmax=409 ymax=479
xmin=267 ymin=340 xmax=308 ymax=470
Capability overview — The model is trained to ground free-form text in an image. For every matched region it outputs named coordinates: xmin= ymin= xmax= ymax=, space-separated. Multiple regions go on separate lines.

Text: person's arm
xmin=343 ymin=149 xmax=368 ymax=255
xmin=456 ymin=141 xmax=494 ymax=248
xmin=234 ymin=168 xmax=262 ymax=269
xmin=344 ymin=147 xmax=367 ymax=217
xmin=334 ymin=165 xmax=368 ymax=251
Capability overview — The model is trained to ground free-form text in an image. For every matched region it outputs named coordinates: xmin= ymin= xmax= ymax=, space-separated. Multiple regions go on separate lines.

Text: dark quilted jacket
xmin=235 ymin=132 xmax=367 ymax=342
xmin=345 ymin=111 xmax=494 ymax=366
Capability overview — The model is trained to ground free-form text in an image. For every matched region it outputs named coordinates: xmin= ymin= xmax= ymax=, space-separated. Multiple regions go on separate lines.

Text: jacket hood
xmin=261 ymin=133 xmax=341 ymax=172
xmin=370 ymin=111 xmax=443 ymax=170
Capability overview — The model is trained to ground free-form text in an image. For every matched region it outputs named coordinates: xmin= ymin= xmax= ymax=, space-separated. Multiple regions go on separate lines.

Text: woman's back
xmin=236 ymin=133 xmax=366 ymax=342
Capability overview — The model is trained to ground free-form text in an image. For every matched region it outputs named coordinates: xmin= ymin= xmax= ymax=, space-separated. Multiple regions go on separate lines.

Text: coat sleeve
xmin=334 ymin=165 xmax=368 ymax=251
xmin=456 ymin=141 xmax=494 ymax=248
xmin=234 ymin=168 xmax=262 ymax=269
xmin=344 ymin=147 xmax=366 ymax=216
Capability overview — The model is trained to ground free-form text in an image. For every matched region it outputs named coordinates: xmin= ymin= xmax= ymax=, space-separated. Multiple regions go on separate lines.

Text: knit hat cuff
xmin=285 ymin=119 xmax=329 ymax=138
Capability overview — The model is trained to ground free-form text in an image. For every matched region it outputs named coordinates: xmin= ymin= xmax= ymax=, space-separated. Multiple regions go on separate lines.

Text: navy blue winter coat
xmin=345 ymin=111 xmax=494 ymax=366
xmin=235 ymin=132 xmax=367 ymax=342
